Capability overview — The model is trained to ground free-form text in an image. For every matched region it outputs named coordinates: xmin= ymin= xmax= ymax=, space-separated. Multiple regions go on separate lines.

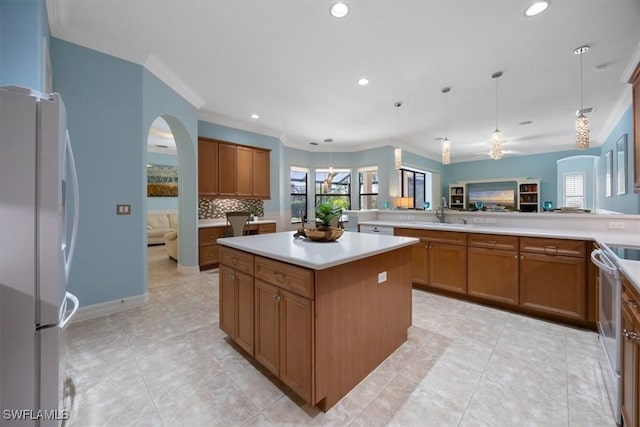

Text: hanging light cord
xmin=444 ymin=92 xmax=448 ymax=138
xmin=495 ymin=77 xmax=499 ymax=131
xmin=579 ymin=51 xmax=584 ymax=111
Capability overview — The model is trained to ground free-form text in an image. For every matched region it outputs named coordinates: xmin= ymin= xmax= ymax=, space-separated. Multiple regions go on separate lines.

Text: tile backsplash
xmin=198 ymin=198 xmax=264 ymax=219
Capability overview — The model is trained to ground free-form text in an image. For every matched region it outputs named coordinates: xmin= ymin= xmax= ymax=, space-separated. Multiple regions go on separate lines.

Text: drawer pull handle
xmin=274 ymin=271 xmax=286 ymax=282
xmin=543 ymin=245 xmax=558 ymax=254
xmin=627 ymin=299 xmax=639 ymax=309
xmin=228 ymin=274 xmax=235 ymax=280
xmin=486 ymin=240 xmax=497 ymax=246
xmin=623 ymin=329 xmax=640 ymax=342
xmin=273 ymin=294 xmax=282 ymax=302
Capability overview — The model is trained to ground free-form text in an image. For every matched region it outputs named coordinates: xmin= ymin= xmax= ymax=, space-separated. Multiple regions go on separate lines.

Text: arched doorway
xmin=146 ymin=117 xmax=180 ymax=277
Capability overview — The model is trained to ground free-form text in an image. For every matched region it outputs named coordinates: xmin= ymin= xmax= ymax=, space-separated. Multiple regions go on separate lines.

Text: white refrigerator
xmin=0 ymin=86 xmax=80 ymax=426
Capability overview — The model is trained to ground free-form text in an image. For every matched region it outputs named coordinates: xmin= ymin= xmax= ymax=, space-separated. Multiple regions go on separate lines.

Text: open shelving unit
xmin=517 ymin=180 xmax=540 ymax=212
xmin=447 ymin=177 xmax=541 ymax=212
xmin=448 ymin=184 xmax=466 ymax=210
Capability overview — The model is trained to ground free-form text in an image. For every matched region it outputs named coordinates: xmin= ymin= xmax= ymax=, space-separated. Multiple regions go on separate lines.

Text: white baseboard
xmin=177 ymin=264 xmax=199 ymax=275
xmin=71 ymin=292 xmax=148 ymax=323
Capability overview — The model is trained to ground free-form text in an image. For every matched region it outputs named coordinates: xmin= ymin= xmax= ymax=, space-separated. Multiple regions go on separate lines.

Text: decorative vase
xmin=302 ymin=227 xmax=344 ymax=242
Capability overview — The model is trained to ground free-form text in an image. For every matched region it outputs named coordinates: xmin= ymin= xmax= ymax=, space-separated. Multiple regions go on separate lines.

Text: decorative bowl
xmin=303 ymin=227 xmax=344 ymax=242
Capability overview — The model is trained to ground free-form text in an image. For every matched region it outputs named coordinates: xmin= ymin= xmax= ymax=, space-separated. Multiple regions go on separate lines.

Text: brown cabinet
xmin=254 ymin=256 xmax=314 ymax=403
xmin=198 ymin=138 xmax=218 ymax=195
xmin=621 ymin=275 xmax=640 ymax=427
xmin=219 ymin=263 xmax=254 ymax=355
xmin=630 ymin=61 xmax=640 ymax=193
xmin=467 ymin=234 xmax=519 ymax=305
xmin=198 ymin=137 xmax=271 ymax=199
xmin=519 ymin=237 xmax=587 ymax=320
xmin=218 ymin=143 xmax=237 ymax=196
xmin=394 ymin=228 xmax=467 ymax=294
xmin=199 ymin=223 xmax=276 ymax=270
xmin=252 ymin=149 xmax=271 ymax=198
xmin=236 ymin=146 xmax=253 ymax=197
xmin=198 ymin=227 xmax=228 ymax=268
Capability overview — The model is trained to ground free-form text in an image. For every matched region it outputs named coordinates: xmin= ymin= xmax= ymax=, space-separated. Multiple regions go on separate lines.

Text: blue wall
xmin=49 ymin=39 xmax=198 ymax=307
xmin=597 ymin=107 xmax=638 ymax=213
xmin=146 ymin=152 xmax=179 ymax=211
xmin=0 ymin=0 xmax=48 ymax=91
xmin=444 ymin=148 xmax=601 ymax=206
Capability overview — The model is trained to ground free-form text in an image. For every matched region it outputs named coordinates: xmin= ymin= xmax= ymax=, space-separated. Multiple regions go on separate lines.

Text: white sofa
xmin=163 ymin=230 xmax=178 ymax=260
xmin=147 ymin=212 xmax=178 ymax=245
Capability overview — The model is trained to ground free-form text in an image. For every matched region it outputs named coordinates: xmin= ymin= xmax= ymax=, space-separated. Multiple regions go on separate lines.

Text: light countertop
xmin=198 ymin=218 xmax=277 ymax=228
xmin=359 ymin=219 xmax=640 ymax=292
xmin=217 ymin=230 xmax=418 ymax=270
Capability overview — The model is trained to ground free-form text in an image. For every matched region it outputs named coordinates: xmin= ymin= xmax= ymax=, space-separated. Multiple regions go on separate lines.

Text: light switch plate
xmin=608 ymin=221 xmax=625 ymax=230
xmin=116 ymin=204 xmax=131 ymax=215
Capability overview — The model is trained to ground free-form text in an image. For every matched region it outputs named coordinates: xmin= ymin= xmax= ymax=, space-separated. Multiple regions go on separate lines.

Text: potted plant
xmin=248 ymin=206 xmax=260 ymax=221
xmin=315 ymin=203 xmax=342 ymax=229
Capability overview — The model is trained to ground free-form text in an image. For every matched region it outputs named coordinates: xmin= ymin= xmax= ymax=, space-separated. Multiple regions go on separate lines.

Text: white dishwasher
xmin=359 ymin=225 xmax=394 ymax=235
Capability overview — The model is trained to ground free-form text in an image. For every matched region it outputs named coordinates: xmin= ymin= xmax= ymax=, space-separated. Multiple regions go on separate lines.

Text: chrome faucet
xmin=457 ymin=217 xmax=468 ymax=224
xmin=435 ymin=197 xmax=447 ymax=223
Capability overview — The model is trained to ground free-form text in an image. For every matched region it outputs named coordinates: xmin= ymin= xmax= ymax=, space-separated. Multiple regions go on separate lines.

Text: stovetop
xmin=606 ymin=245 xmax=640 ymax=261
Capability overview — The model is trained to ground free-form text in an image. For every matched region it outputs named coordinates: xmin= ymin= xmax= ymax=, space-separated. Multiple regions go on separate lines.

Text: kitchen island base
xmin=219 ymin=242 xmax=413 ymax=411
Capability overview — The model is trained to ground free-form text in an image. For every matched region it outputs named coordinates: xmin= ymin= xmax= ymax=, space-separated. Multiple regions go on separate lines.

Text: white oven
xmin=591 ymin=247 xmax=622 ymax=425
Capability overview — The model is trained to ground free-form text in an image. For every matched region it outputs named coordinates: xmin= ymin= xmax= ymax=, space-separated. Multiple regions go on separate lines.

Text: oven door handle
xmin=590 ymin=249 xmax=617 ymax=275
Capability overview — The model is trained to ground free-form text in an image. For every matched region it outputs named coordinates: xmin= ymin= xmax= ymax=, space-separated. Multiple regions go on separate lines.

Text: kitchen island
xmin=217 ymin=230 xmax=418 ymax=411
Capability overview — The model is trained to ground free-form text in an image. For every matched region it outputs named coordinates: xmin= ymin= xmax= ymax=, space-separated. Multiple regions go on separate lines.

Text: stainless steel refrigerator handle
xmin=590 ymin=249 xmax=617 ymax=275
xmin=65 ymin=130 xmax=80 ymax=282
xmin=59 ymin=291 xmax=79 ymax=329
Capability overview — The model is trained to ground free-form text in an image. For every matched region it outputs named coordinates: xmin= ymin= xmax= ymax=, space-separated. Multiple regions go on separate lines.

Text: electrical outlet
xmin=473 ymin=217 xmax=483 ymax=224
xmin=378 ymin=271 xmax=387 ymax=283
xmin=116 ymin=204 xmax=131 ymax=215
xmin=484 ymin=217 xmax=497 ymax=224
xmin=407 ymin=215 xmax=414 ymax=220
xmin=608 ymin=221 xmax=625 ymax=230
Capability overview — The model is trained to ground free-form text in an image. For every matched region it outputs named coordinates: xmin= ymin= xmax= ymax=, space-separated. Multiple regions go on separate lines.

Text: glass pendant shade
xmin=394 ymin=147 xmax=402 ymax=169
xmin=490 ymin=130 xmax=503 ymax=160
xmin=441 ymin=138 xmax=451 ymax=165
xmin=575 ymin=114 xmax=590 ymax=150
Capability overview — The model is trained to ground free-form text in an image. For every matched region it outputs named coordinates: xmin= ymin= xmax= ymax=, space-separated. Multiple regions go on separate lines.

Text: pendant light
xmin=441 ymin=87 xmax=451 ymax=165
xmin=574 ymin=45 xmax=590 ymax=150
xmin=489 ymin=71 xmax=504 ymax=160
xmin=393 ymin=102 xmax=403 ymax=169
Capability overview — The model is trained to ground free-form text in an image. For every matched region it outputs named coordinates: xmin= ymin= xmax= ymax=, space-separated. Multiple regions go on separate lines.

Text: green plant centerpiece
xmin=315 ymin=203 xmax=342 ymax=229
xmin=294 ymin=202 xmax=343 ymax=242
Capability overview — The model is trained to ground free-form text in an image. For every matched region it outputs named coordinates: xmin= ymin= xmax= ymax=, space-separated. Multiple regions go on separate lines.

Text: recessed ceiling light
xmin=250 ymin=113 xmax=259 ymax=119
xmin=357 ymin=78 xmax=369 ymax=86
xmin=594 ymin=64 xmax=608 ymax=72
xmin=309 ymin=142 xmax=319 ymax=146
xmin=330 ymin=2 xmax=349 ymax=18
xmin=324 ymin=138 xmax=334 ymax=143
xmin=155 ymin=144 xmax=169 ymax=148
xmin=434 ymin=137 xmax=444 ymax=141
xmin=519 ymin=120 xmax=533 ymax=125
xmin=524 ymin=1 xmax=549 ymax=17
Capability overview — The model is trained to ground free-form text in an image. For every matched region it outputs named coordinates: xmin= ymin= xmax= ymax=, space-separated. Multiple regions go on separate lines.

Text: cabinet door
xmin=252 ymin=149 xmax=271 ymax=199
xmin=198 ymin=139 xmax=218 ymax=195
xmin=519 ymin=253 xmax=586 ymax=320
xmin=235 ymin=270 xmax=254 ymax=355
xmin=218 ymin=143 xmax=236 ymax=196
xmin=236 ymin=146 xmax=253 ymax=197
xmin=219 ymin=265 xmax=236 ymax=337
xmin=429 ymin=243 xmax=467 ymax=294
xmin=468 ymin=247 xmax=519 ymax=305
xmin=254 ymin=280 xmax=280 ymax=376
xmin=621 ymin=301 xmax=638 ymax=427
xmin=279 ymin=288 xmax=313 ymax=403
xmin=410 ymin=241 xmax=429 ymax=285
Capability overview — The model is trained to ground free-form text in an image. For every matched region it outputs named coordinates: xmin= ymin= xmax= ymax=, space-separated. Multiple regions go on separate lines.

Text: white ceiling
xmin=47 ymin=1 xmax=640 ymax=163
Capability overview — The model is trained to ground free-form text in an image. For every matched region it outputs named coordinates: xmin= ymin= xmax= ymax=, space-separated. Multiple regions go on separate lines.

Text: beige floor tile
xmin=62 ymin=246 xmax=614 ymax=427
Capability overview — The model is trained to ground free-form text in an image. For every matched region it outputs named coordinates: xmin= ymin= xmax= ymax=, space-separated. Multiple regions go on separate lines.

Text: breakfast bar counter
xmin=216 ymin=231 xmax=417 ymax=411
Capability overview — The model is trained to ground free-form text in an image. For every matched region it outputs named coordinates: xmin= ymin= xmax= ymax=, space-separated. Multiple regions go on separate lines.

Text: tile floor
xmin=63 ymin=245 xmax=616 ymax=426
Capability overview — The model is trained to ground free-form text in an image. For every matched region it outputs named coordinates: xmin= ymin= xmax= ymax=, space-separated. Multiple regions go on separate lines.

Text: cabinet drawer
xmin=255 ymin=256 xmax=314 ymax=299
xmin=199 ymin=227 xmax=227 ymax=245
xmin=396 ymin=228 xmax=467 ymax=246
xmin=199 ymin=244 xmax=219 ymax=266
xmin=258 ymin=223 xmax=277 ymax=234
xmin=468 ymin=233 xmax=518 ymax=250
xmin=520 ymin=237 xmax=586 ymax=258
xmin=220 ymin=247 xmax=254 ymax=275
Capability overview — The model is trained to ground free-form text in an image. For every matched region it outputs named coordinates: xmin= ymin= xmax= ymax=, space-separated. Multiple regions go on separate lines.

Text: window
xmin=358 ymin=167 xmax=378 ymax=210
xmin=290 ymin=167 xmax=308 ymax=223
xmin=563 ymin=172 xmax=585 ymax=208
xmin=400 ymin=168 xmax=426 ymax=209
xmin=315 ymin=168 xmax=351 ymax=216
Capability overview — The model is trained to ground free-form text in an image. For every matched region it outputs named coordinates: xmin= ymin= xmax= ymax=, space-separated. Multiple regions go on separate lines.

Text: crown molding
xmin=143 ymin=54 xmax=205 ymax=109
xmin=597 ymin=87 xmax=632 ymax=144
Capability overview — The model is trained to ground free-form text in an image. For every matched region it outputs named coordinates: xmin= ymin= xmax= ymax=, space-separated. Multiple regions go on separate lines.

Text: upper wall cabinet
xmin=198 ymin=137 xmax=271 ymax=200
xmin=631 ymin=61 xmax=640 ymax=193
